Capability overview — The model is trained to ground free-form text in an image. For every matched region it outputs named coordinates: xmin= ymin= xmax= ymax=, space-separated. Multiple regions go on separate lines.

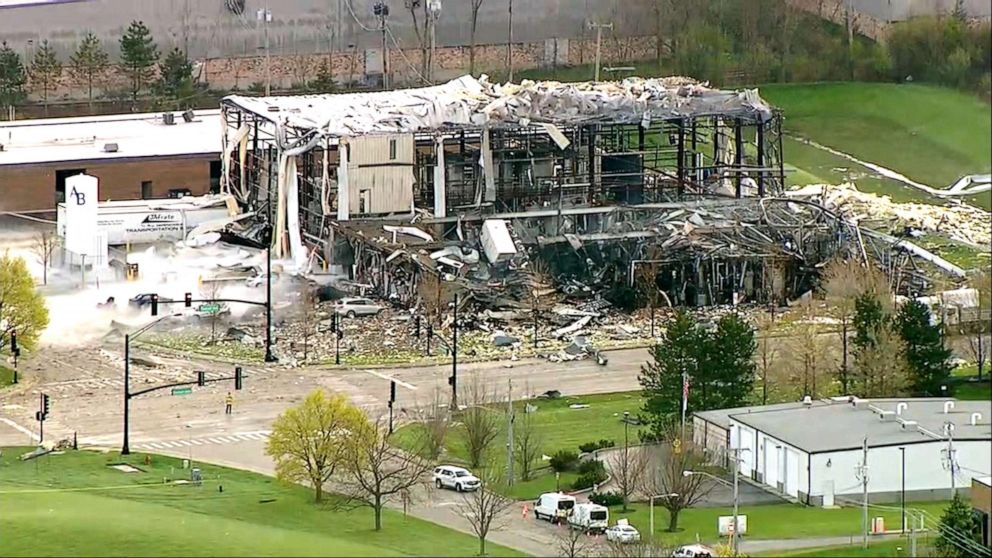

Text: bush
xmin=577 ymin=459 xmax=606 ymax=476
xmin=589 ymin=490 xmax=625 ymax=507
xmin=572 ymin=460 xmax=608 ymax=490
xmin=548 ymin=450 xmax=579 ymax=473
xmin=578 ymin=439 xmax=616 ymax=454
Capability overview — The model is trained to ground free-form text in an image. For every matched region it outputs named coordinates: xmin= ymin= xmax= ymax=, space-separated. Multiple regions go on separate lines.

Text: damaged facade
xmin=218 ymin=75 xmax=963 ymax=315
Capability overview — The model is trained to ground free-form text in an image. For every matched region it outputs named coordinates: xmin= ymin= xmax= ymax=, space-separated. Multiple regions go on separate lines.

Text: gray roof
xmin=695 ymin=401 xmax=828 ymax=430
xmin=731 ymin=398 xmax=992 ymax=454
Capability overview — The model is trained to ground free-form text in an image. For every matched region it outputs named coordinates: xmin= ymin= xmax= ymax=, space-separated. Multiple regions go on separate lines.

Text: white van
xmin=534 ymin=492 xmax=576 ymax=523
xmin=567 ymin=502 xmax=609 ymax=533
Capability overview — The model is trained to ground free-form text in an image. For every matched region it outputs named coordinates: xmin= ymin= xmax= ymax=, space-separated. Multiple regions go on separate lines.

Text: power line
xmin=345 ymin=0 xmax=379 ymax=32
xmin=384 ymin=25 xmax=431 ymax=85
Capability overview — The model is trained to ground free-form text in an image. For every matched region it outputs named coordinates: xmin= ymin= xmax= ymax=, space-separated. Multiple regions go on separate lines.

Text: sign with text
xmin=63 ymin=174 xmax=99 ymax=256
xmin=718 ymin=515 xmax=748 ymax=536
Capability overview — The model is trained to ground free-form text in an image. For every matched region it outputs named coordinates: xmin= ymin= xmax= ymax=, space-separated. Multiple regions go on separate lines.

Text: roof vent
xmin=971 ymin=413 xmax=983 ymax=426
xmin=266 ymin=106 xmax=280 ymax=112
xmin=162 ymin=112 xmax=176 ymax=125
xmin=943 ymin=401 xmax=955 ymax=414
xmin=896 ymin=402 xmax=908 ymax=415
xmin=901 ymin=420 xmax=918 ymax=431
xmin=853 ymin=398 xmax=872 ymax=409
xmin=802 ymin=395 xmax=813 ymax=406
xmin=102 ymin=143 xmax=119 ymax=153
xmin=182 ymin=109 xmax=195 ymax=123
xmin=879 ymin=410 xmax=896 ymax=421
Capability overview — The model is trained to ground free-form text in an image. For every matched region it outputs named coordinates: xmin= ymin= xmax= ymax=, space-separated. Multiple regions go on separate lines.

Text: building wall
xmin=0 ymin=157 xmax=214 ymax=212
xmin=348 ymin=134 xmax=414 ymax=216
xmin=973 ymin=480 xmax=991 ymax=547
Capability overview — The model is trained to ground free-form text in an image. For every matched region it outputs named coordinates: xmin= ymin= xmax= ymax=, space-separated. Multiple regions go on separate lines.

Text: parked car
xmin=334 ymin=297 xmax=384 ymax=318
xmin=672 ymin=544 xmax=713 ymax=558
xmin=432 ymin=466 xmax=481 ymax=492
xmin=534 ymin=492 xmax=576 ymax=523
xmin=567 ymin=502 xmax=609 ymax=534
xmin=128 ymin=293 xmax=172 ymax=310
xmin=605 ymin=523 xmax=641 ymax=544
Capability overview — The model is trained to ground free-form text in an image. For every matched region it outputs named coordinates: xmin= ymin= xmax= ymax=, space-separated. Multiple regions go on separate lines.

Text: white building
xmin=717 ymin=397 xmax=991 ymax=506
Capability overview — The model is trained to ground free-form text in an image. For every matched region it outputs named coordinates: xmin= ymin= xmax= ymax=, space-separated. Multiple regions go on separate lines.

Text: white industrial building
xmin=698 ymin=397 xmax=992 ymax=506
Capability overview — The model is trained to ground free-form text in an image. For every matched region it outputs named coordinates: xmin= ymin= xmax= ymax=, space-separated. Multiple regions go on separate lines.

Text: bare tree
xmin=416 ymin=385 xmax=450 ymax=460
xmin=643 ymin=433 xmax=715 ymax=532
xmin=754 ymin=309 xmax=779 ymax=404
xmin=32 ymin=230 xmax=59 ymax=286
xmin=199 ymin=280 xmax=225 ymax=344
xmin=635 ymin=260 xmax=664 ymax=337
xmin=608 ymin=445 xmax=648 ymax=512
xmin=555 ymin=522 xmax=593 ymax=558
xmin=469 ymin=0 xmax=485 ymax=75
xmin=963 ymin=270 xmax=991 ymax=380
xmin=821 ymin=257 xmax=891 ymax=393
xmin=419 ymin=271 xmax=452 ymax=356
xmin=854 ymin=321 xmax=909 ymax=398
xmin=787 ymin=299 xmax=834 ymax=399
xmin=300 ymin=287 xmax=317 ymax=364
xmin=342 ymin=415 xmax=433 ymax=531
xmin=458 ymin=470 xmax=514 ymax=556
xmin=459 ymin=376 xmax=504 ymax=469
xmin=406 ymin=0 xmax=432 ymax=81
xmin=513 ymin=404 xmax=543 ymax=481
xmin=529 ymin=260 xmax=556 ymax=349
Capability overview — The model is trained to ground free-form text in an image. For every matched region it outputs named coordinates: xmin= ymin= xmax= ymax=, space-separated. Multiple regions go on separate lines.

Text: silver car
xmin=334 ymin=297 xmax=384 ymax=318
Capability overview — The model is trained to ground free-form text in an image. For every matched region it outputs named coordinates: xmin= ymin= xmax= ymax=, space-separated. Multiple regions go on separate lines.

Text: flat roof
xmin=222 ymin=74 xmax=774 ymax=138
xmin=731 ymin=398 xmax=992 ymax=453
xmin=0 ymin=109 xmax=221 ymax=167
xmin=695 ymin=401 xmax=828 ymax=430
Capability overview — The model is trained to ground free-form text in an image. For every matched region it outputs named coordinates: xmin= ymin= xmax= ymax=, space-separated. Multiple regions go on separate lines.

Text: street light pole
xmin=649 ymin=493 xmax=679 ymax=541
xmin=732 ymin=450 xmax=741 ymax=556
xmin=900 ymin=446 xmax=906 ymax=533
xmin=449 ymin=292 xmax=459 ymax=410
xmin=623 ymin=410 xmax=630 ymax=510
xmin=123 ymin=333 xmax=131 ymax=454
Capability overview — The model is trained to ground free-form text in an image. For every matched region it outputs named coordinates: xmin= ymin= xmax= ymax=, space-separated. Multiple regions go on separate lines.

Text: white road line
xmin=207 ymin=438 xmax=226 ymax=444
xmin=148 ymin=443 xmax=165 ymax=449
xmin=219 ymin=436 xmax=239 ymax=443
xmin=0 ymin=418 xmax=40 ymax=442
xmin=365 ymin=370 xmax=418 ymax=390
xmin=176 ymin=440 xmax=192 ymax=447
xmin=190 ymin=439 xmax=204 ymax=445
xmin=243 ymin=432 xmax=265 ymax=440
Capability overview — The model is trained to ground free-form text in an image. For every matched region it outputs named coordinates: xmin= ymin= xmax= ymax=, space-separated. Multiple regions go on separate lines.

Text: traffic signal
xmin=10 ymin=330 xmax=16 ymax=352
xmin=150 ymin=294 xmax=159 ymax=316
xmin=185 ymin=292 xmax=193 ymax=307
xmin=330 ymin=313 xmax=337 ymax=333
xmin=235 ymin=367 xmax=243 ymax=391
xmin=447 ymin=375 xmax=454 ymax=387
xmin=390 ymin=380 xmax=396 ymax=404
xmin=197 ymin=371 xmax=206 ymax=386
xmin=42 ymin=394 xmax=50 ymax=416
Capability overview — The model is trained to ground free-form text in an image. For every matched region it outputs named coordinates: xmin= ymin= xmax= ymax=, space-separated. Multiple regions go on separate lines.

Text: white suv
xmin=433 ymin=465 xmax=481 ymax=492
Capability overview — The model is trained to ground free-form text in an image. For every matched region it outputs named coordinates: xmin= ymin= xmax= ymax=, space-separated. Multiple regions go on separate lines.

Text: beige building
xmin=974 ymin=477 xmax=991 ymax=548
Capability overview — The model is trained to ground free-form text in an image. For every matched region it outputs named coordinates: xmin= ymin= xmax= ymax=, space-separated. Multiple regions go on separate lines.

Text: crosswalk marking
xmin=132 ymin=430 xmax=273 ymax=451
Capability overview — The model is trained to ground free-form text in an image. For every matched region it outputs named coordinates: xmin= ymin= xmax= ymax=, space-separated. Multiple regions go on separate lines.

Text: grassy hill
xmin=0 ymin=448 xmax=522 ymax=557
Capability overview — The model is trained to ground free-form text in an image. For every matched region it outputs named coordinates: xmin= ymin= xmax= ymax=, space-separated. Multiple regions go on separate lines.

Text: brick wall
xmin=0 ymin=157 xmax=213 ymax=212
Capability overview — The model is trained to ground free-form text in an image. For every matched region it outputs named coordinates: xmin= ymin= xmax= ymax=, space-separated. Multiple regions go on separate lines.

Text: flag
xmin=681 ymin=373 xmax=691 ymax=429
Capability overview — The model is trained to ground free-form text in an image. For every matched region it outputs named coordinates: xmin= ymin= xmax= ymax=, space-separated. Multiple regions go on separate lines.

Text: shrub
xmin=577 ymin=459 xmax=606 ymax=476
xmin=578 ymin=439 xmax=616 ymax=454
xmin=548 ymin=450 xmax=579 ymax=473
xmin=589 ymin=490 xmax=625 ymax=507
xmin=572 ymin=459 xmax=608 ymax=490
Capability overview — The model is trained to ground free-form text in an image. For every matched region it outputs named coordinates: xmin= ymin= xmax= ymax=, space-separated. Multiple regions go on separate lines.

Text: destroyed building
xmin=218 ymin=75 xmax=961 ymax=312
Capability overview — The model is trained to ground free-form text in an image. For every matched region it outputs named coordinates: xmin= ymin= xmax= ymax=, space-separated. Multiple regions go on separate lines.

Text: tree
xmin=414 ymin=385 xmax=450 ymax=460
xmin=607 ymin=444 xmax=648 ymax=512
xmin=554 ymin=521 xmax=593 ymax=558
xmin=156 ymin=47 xmax=193 ymax=103
xmin=639 ymin=310 xmax=702 ymax=439
xmin=119 ymin=20 xmax=160 ymax=104
xmin=469 ymin=0 xmax=485 ymax=75
xmin=854 ymin=321 xmax=909 ymax=398
xmin=0 ymin=41 xmax=27 ymax=110
xmin=754 ymin=309 xmax=780 ymax=404
xmin=342 ymin=415 xmax=433 ymax=531
xmin=459 ymin=377 xmax=503 ymax=469
xmin=635 ymin=261 xmax=664 ymax=337
xmin=964 ymin=270 xmax=991 ymax=380
xmin=69 ymin=33 xmax=109 ymax=111
xmin=458 ymin=470 xmax=514 ymax=556
xmin=934 ymin=491 xmax=982 ymax=558
xmin=513 ymin=406 xmax=543 ymax=481
xmin=308 ymin=63 xmax=337 ymax=93
xmin=896 ymin=300 xmax=952 ymax=396
xmin=705 ymin=312 xmax=756 ymax=408
xmin=642 ymin=434 xmax=715 ymax=532
xmin=32 ymin=231 xmax=59 ymax=287
xmin=405 ymin=0 xmax=433 ymax=82
xmin=28 ymin=40 xmax=61 ymax=115
xmin=0 ymin=254 xmax=50 ymax=355
xmin=787 ymin=299 xmax=833 ymax=399
xmin=853 ymin=290 xmax=886 ymax=394
xmin=264 ymin=389 xmax=364 ymax=503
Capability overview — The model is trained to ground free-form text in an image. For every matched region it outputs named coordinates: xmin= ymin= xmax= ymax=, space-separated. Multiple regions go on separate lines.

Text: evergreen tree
xmin=852 ymin=291 xmax=886 ymax=394
xmin=156 ymin=47 xmax=193 ymax=102
xmin=28 ymin=40 xmax=62 ymax=115
xmin=119 ymin=20 xmax=159 ymax=104
xmin=896 ymin=300 xmax=952 ymax=396
xmin=69 ymin=33 xmax=109 ymax=110
xmin=640 ymin=310 xmax=703 ymax=439
xmin=707 ymin=312 xmax=757 ymax=408
xmin=0 ymin=41 xmax=27 ymax=110
xmin=934 ymin=491 xmax=982 ymax=558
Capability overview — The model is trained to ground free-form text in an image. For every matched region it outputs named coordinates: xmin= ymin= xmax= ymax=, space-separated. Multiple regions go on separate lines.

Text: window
xmin=209 ymin=160 xmax=222 ymax=193
xmin=141 ymin=181 xmax=153 ymax=199
xmin=389 ymin=139 xmax=397 ymax=160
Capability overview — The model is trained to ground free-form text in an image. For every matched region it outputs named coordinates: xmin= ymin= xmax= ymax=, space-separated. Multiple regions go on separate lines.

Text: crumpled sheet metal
xmin=223 ymin=74 xmax=774 ymax=139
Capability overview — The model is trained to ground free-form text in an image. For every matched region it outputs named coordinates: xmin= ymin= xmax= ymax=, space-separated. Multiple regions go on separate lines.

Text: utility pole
xmin=374 ymin=1 xmax=390 ymax=89
xmin=506 ymin=0 xmax=513 ymax=81
xmin=427 ymin=0 xmax=442 ymax=83
xmin=257 ymin=5 xmax=272 ymax=96
xmin=506 ymin=377 xmax=514 ymax=486
xmin=845 ymin=0 xmax=854 ymax=80
xmin=588 ymin=21 xmax=613 ymax=82
xmin=731 ymin=448 xmax=741 ymax=557
xmin=944 ymin=422 xmax=957 ymax=494
xmin=858 ymin=436 xmax=869 ymax=550
xmin=449 ymin=292 xmax=458 ymax=410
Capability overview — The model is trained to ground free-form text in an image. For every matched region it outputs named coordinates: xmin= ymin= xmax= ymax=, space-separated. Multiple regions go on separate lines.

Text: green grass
xmin=394 ymin=391 xmax=644 ymax=499
xmin=762 ymin=82 xmax=992 ymax=209
xmin=758 ymin=538 xmax=932 ymax=557
xmin=1 ymin=364 xmax=14 ymax=387
xmin=953 ymin=378 xmax=991 ymax=401
xmin=0 ymin=448 xmax=523 ymax=557
xmin=607 ymin=501 xmax=950 ymax=547
xmin=915 ymin=235 xmax=990 ymax=270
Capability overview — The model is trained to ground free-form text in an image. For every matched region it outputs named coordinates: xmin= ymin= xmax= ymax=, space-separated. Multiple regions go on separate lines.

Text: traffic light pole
xmin=123 ymin=333 xmax=131 ymax=454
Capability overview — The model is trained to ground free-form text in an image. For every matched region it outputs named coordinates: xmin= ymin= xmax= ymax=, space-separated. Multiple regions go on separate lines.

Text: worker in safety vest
xmin=225 ymin=392 xmax=234 ymax=415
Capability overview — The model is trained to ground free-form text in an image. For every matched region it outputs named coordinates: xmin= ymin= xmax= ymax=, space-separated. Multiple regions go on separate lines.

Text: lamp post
xmin=449 ymin=293 xmax=458 ymax=410
xmin=122 ymin=313 xmax=182 ymax=455
xmin=899 ymin=446 xmax=906 ymax=533
xmin=649 ymin=493 xmax=679 ymax=541
xmin=685 ymin=449 xmax=748 ymax=557
xmin=623 ymin=410 xmax=631 ymax=510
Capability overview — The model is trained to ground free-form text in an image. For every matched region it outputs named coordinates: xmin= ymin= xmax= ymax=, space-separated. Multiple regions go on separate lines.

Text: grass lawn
xmin=1 ymin=364 xmax=14 ymax=387
xmin=761 ymin=82 xmax=992 ymax=209
xmin=757 ymin=538 xmax=933 ymax=557
xmin=0 ymin=447 xmax=523 ymax=557
xmin=915 ymin=236 xmax=990 ymax=271
xmin=394 ymin=391 xmax=645 ymax=499
xmin=606 ymin=501 xmax=950 ymax=547
xmin=953 ymin=378 xmax=991 ymax=401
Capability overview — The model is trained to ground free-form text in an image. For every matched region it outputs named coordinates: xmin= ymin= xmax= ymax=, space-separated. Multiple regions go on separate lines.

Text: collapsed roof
xmin=222 ymin=75 xmax=775 ymax=139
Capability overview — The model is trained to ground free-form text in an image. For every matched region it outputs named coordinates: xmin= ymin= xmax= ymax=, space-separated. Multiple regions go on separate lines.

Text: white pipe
xmin=896 ymin=402 xmax=908 ymax=416
xmin=972 ymin=413 xmax=983 ymax=426
xmin=943 ymin=401 xmax=955 ymax=414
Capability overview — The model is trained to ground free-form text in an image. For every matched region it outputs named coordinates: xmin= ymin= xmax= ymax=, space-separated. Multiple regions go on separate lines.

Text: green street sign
xmin=171 ymin=387 xmax=192 ymax=396
xmin=199 ymin=304 xmax=221 ymax=314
